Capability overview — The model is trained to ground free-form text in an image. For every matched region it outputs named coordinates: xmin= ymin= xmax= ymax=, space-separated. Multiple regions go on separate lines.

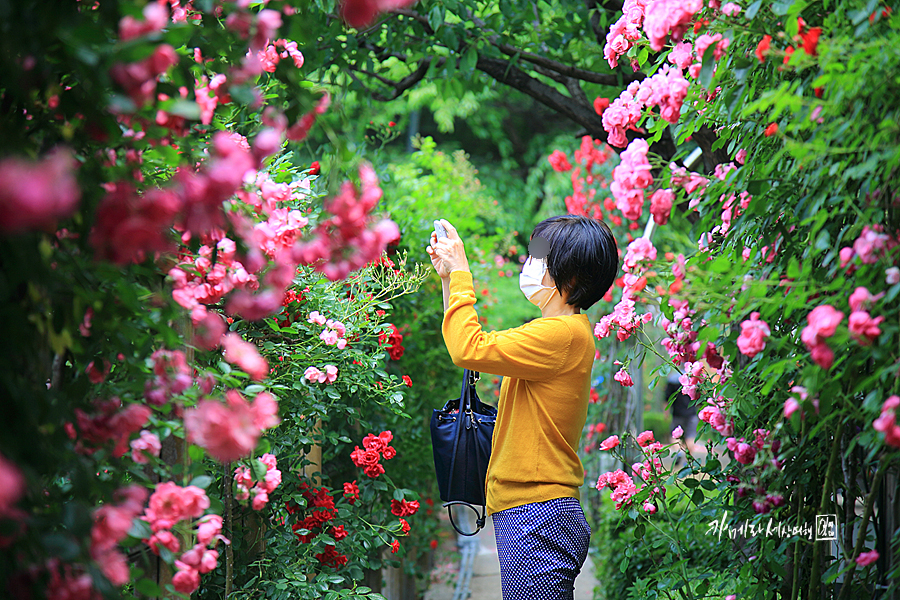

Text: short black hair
xmin=530 ymin=215 xmax=619 ymax=311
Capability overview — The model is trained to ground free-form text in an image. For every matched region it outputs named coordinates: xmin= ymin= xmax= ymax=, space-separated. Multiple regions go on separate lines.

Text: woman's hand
xmin=426 ymin=219 xmax=470 ymax=279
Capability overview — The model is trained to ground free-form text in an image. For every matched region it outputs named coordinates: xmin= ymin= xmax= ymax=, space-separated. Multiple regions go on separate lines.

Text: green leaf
xmin=166 ymin=100 xmax=201 ymax=120
xmin=127 ymin=517 xmax=153 ymax=540
xmin=771 ymin=0 xmax=794 ymax=15
xmin=699 ymin=44 xmax=718 ymax=89
xmin=135 ymin=579 xmax=162 ymax=595
xmin=428 ymin=5 xmax=445 ymax=32
xmin=189 ymin=475 xmax=213 ymax=489
xmin=461 ymin=46 xmax=478 ymax=73
xmin=745 ymin=0 xmax=762 ymax=19
xmin=691 ymin=488 xmax=705 ymax=505
xmin=252 ymin=458 xmax=268 ymax=481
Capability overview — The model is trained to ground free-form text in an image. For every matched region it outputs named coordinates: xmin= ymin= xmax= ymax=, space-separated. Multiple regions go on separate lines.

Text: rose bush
xmin=552 ymin=0 xmax=900 ymax=597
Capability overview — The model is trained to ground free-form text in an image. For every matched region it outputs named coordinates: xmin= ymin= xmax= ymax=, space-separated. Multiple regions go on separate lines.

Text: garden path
xmin=424 ymin=505 xmax=599 ymax=600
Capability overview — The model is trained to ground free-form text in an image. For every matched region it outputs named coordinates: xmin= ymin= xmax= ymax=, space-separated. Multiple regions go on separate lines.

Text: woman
xmin=426 ymin=214 xmax=618 ymax=600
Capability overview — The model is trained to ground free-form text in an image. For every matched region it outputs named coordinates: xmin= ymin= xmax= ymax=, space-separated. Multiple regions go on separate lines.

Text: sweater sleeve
xmin=441 ymin=270 xmax=571 ymax=381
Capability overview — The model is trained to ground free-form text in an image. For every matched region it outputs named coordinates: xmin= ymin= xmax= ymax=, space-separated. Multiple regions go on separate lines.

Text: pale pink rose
xmin=221 ymin=333 xmax=269 ymax=380
xmin=323 ymin=364 xmax=338 ymax=383
xmin=304 ymin=366 xmax=325 ymax=382
xmin=856 ymin=550 xmax=879 ymax=566
xmin=667 ymin=41 xmax=694 ymax=70
xmin=599 ymin=435 xmax=620 ymax=451
xmin=642 ymin=502 xmax=657 ymax=514
xmin=736 ymin=312 xmax=771 ymax=357
xmin=735 ymin=149 xmax=747 ymax=165
xmin=672 ymin=426 xmax=684 ymax=438
xmin=130 ymin=430 xmax=161 ymax=464
xmin=184 ymin=391 xmax=261 ymax=462
xmin=721 ymin=2 xmax=741 ymax=15
xmin=307 ymin=311 xmax=328 ymax=325
xmin=886 ymin=267 xmax=900 ymax=285
xmin=197 ymin=515 xmax=223 ymax=546
xmin=235 ymin=484 xmax=250 ymax=501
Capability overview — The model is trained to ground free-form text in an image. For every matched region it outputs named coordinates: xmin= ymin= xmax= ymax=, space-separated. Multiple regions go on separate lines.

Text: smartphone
xmin=434 ymin=220 xmax=448 ymax=240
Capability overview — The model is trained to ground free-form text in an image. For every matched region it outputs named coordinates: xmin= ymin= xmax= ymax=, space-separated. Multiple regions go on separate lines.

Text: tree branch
xmin=476 ymin=55 xmax=609 ymax=141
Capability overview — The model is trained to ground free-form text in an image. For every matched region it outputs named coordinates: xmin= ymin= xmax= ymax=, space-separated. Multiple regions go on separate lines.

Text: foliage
xmin=561 ymin=0 xmax=900 ymax=598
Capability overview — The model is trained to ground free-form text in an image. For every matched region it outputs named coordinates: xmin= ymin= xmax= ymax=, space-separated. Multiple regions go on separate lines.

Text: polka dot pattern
xmin=492 ymin=497 xmax=591 ymax=600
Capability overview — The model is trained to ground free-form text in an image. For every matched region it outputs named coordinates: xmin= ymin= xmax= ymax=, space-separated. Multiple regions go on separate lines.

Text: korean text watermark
xmin=707 ymin=512 xmax=837 ymax=542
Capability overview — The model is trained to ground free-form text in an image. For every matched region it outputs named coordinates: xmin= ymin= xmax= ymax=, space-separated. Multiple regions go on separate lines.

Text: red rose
xmin=362 ymin=433 xmax=385 ymax=452
xmin=390 ymin=499 xmax=419 ymax=517
xmin=309 ymin=160 xmax=320 ymax=175
xmin=363 ymin=463 xmax=385 ymax=478
xmin=343 ymin=480 xmax=359 ymax=504
xmin=764 ymin=122 xmax=779 ymax=137
xmin=755 ymin=35 xmax=772 ymax=63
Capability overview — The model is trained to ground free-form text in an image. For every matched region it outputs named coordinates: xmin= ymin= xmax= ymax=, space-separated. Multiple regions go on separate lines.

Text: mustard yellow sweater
xmin=441 ymin=270 xmax=595 ymax=515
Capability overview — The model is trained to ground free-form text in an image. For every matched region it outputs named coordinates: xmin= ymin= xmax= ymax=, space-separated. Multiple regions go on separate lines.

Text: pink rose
xmin=856 ymin=550 xmax=879 ymax=567
xmin=784 ymin=398 xmax=800 ymax=419
xmin=614 ymin=369 xmax=634 ymax=387
xmin=736 ymin=312 xmax=771 ymax=357
xmin=0 ymin=453 xmax=25 ymax=515
xmin=251 ymin=392 xmax=280 ymax=430
xmin=221 ymin=333 xmax=269 ymax=381
xmin=184 ymin=391 xmax=261 ymax=463
xmin=848 ymin=311 xmax=884 ymax=345
xmin=197 ymin=515 xmax=223 ymax=546
xmin=130 ymin=430 xmax=161 ymax=464
xmin=0 ymin=148 xmax=81 ymax=234
xmin=636 ymin=430 xmax=655 ymax=447
xmin=172 ymin=562 xmax=200 ymax=594
xmin=599 ymin=435 xmax=620 ymax=451
xmin=650 ymin=188 xmax=674 ymax=225
xmin=672 ymin=426 xmax=684 ymax=438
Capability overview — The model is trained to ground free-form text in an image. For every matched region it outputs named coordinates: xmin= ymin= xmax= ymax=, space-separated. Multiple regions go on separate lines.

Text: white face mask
xmin=519 ymin=256 xmax=558 ymax=310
